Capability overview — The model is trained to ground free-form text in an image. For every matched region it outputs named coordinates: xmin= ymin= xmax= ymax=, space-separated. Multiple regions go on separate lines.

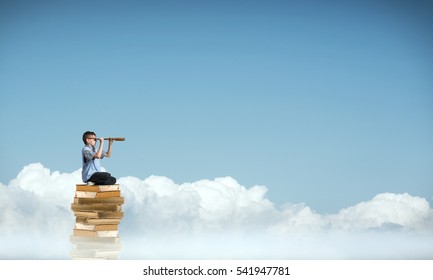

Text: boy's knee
xmin=110 ymin=177 xmax=117 ymax=185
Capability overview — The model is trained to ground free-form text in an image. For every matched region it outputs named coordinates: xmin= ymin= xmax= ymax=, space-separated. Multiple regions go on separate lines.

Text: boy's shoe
xmin=86 ymin=181 xmax=95 ymax=185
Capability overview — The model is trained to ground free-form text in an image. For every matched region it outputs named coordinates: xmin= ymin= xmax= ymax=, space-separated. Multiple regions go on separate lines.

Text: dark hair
xmin=82 ymin=131 xmax=96 ymax=144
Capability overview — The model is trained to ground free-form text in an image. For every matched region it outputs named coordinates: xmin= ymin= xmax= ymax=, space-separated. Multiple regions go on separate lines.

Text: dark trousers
xmin=89 ymin=172 xmax=116 ymax=185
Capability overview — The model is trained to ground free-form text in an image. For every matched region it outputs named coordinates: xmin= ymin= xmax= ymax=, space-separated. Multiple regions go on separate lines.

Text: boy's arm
xmin=94 ymin=138 xmax=105 ymax=159
xmin=105 ymin=138 xmax=113 ymax=157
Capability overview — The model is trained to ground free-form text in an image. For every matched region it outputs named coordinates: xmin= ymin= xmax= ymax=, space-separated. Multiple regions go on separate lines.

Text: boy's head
xmin=83 ymin=131 xmax=97 ymax=145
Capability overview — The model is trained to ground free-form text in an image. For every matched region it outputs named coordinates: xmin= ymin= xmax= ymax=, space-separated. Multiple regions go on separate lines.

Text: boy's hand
xmin=98 ymin=137 xmax=104 ymax=143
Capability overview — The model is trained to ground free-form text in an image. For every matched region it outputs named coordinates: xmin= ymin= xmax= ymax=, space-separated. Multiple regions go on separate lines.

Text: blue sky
xmin=1 ymin=0 xmax=432 ymax=213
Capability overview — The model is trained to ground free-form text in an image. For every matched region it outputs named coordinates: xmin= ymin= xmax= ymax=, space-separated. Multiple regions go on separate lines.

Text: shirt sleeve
xmin=83 ymin=149 xmax=94 ymax=163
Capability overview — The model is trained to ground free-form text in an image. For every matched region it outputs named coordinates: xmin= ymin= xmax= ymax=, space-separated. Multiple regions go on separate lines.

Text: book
xmin=76 ymin=184 xmax=120 ymax=192
xmin=75 ymin=212 xmax=123 ymax=225
xmin=75 ymin=222 xmax=118 ymax=231
xmin=73 ymin=211 xmax=99 ymax=219
xmin=73 ymin=242 xmax=121 ymax=251
xmin=75 ymin=190 xmax=121 ymax=198
xmin=70 ymin=235 xmax=120 ymax=244
xmin=74 ymin=211 xmax=124 ymax=220
xmin=85 ymin=218 xmax=122 ymax=225
xmin=73 ymin=229 xmax=119 ymax=238
xmin=73 ymin=197 xmax=124 ymax=205
xmin=98 ymin=211 xmax=124 ymax=219
xmin=71 ymin=203 xmax=121 ymax=212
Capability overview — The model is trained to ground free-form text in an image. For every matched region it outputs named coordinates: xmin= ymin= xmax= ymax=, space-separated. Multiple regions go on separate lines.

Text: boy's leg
xmin=89 ymin=172 xmax=117 ymax=185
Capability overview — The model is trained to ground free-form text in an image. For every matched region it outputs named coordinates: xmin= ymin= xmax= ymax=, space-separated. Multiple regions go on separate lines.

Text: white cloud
xmin=328 ymin=193 xmax=433 ymax=233
xmin=1 ymin=163 xmax=433 ymax=259
xmin=268 ymin=203 xmax=330 ymax=235
xmin=119 ymin=175 xmax=278 ymax=234
xmin=0 ymin=163 xmax=76 ymax=236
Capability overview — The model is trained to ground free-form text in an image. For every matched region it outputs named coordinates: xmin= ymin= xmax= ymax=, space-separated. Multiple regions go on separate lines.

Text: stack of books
xmin=70 ymin=184 xmax=124 ymax=259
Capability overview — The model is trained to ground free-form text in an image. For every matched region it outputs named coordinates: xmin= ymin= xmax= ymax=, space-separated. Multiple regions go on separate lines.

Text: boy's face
xmin=86 ymin=135 xmax=97 ymax=146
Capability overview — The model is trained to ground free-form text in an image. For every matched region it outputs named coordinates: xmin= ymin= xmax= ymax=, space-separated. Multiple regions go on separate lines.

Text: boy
xmin=81 ymin=131 xmax=116 ymax=185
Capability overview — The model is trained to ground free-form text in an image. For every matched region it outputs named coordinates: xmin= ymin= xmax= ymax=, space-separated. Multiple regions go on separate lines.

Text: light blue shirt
xmin=81 ymin=145 xmax=106 ymax=182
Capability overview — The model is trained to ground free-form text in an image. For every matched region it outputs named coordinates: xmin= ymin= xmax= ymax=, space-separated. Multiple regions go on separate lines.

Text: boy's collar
xmin=86 ymin=144 xmax=95 ymax=150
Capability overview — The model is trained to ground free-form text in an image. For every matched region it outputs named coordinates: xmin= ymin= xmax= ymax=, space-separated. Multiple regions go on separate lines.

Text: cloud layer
xmin=1 ymin=163 xmax=433 ymax=259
